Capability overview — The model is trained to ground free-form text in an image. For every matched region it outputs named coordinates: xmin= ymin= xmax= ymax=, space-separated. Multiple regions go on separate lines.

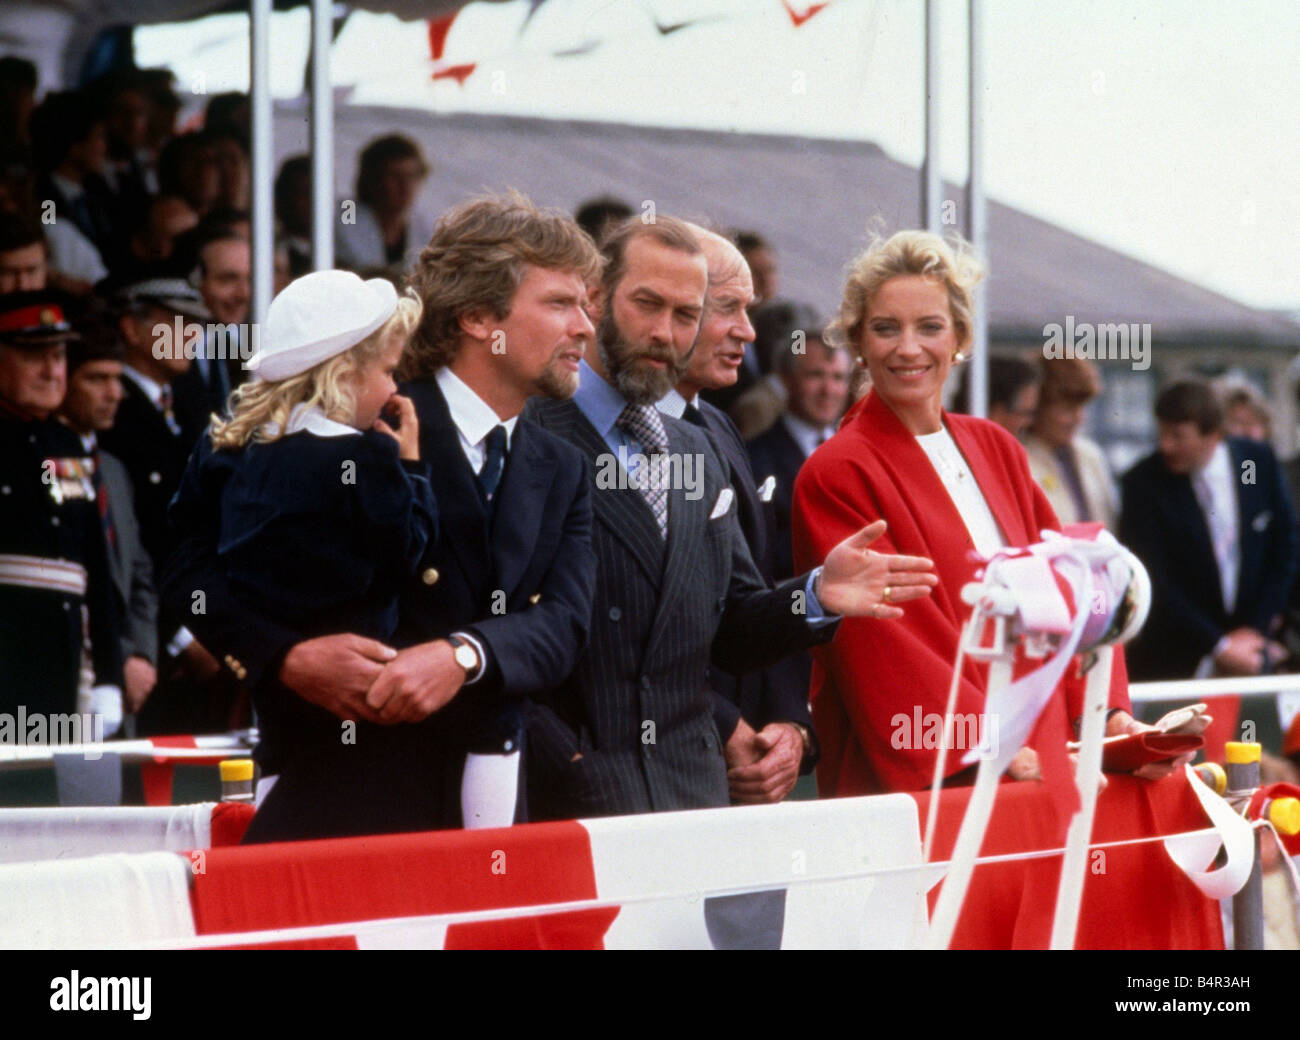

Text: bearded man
xmin=522 ymin=215 xmax=937 ymax=822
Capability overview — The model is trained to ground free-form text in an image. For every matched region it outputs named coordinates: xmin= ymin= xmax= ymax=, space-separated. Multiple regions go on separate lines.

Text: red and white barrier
xmin=0 ymin=775 xmax=1230 ymax=950
xmin=0 ymin=852 xmax=196 ymax=949
xmin=0 ymin=802 xmax=253 ymax=864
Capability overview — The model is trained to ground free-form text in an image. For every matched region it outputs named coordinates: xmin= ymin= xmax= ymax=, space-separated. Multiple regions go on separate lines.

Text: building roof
xmin=290 ymin=105 xmax=1300 ymax=349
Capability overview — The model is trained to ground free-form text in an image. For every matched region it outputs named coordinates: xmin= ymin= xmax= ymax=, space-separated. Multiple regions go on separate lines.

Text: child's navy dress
xmin=172 ymin=406 xmax=437 ymax=841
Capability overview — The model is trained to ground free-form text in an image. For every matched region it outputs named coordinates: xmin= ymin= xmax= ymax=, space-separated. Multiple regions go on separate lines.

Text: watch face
xmin=454 ymin=643 xmax=477 ymax=670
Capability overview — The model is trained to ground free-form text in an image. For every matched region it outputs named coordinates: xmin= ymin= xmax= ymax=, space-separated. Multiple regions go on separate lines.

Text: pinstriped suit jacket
xmin=523 ymin=396 xmax=836 ymax=821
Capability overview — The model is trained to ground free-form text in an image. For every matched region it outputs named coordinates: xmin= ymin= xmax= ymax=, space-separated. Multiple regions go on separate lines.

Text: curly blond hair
xmin=209 ymin=293 xmax=422 ymax=451
xmin=828 ymin=230 xmax=984 ymax=359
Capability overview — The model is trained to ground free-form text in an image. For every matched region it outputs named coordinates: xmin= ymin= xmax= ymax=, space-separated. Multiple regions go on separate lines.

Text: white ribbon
xmin=1163 ymin=764 xmax=1255 ymax=900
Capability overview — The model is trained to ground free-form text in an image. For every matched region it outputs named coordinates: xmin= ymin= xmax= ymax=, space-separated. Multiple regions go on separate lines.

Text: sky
xmin=136 ymin=0 xmax=1300 ymax=313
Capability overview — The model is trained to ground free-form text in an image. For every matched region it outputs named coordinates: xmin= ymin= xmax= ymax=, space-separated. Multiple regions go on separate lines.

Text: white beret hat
xmin=246 ymin=270 xmax=399 ymax=381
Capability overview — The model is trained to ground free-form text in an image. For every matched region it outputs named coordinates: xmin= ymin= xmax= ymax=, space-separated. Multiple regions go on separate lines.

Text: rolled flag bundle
xmin=956 ymin=524 xmax=1151 ymax=773
xmin=926 ymin=525 xmax=1153 ymax=950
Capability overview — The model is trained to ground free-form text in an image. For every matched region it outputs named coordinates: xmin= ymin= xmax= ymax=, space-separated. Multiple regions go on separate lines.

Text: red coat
xmin=791 ymin=390 xmax=1131 ymax=797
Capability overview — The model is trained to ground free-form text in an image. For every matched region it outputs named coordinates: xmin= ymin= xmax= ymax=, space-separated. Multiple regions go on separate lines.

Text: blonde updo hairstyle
xmin=209 ymin=290 xmax=423 ymax=451
xmin=827 ymin=230 xmax=984 ymax=370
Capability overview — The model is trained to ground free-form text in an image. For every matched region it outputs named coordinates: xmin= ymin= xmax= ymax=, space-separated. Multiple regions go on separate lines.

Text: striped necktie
xmin=158 ymin=383 xmax=182 ymax=437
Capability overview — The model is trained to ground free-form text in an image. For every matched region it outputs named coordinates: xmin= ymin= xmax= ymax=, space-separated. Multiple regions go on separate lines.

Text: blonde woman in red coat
xmin=790 ymin=231 xmax=1160 ymax=797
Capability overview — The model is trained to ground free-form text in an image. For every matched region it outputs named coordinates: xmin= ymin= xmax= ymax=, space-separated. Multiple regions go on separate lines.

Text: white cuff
xmin=166 ymin=625 xmax=195 ymax=658
xmin=85 ymin=684 xmax=123 ymax=738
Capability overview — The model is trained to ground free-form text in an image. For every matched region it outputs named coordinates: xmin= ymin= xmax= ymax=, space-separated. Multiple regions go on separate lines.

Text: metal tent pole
xmin=310 ymin=0 xmax=334 ymax=270
xmin=249 ymin=0 xmax=274 ymax=325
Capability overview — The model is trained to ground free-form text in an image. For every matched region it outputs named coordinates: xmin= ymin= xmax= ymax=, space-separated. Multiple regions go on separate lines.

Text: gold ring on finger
xmin=883 ymin=585 xmax=892 ymax=602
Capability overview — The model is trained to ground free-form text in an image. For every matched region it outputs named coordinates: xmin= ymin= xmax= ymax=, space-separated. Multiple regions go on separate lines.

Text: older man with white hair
xmin=655 ymin=225 xmax=817 ymax=806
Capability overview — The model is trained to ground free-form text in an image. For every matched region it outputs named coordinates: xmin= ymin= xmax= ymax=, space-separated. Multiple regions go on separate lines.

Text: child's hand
xmin=373 ymin=393 xmax=419 ymax=460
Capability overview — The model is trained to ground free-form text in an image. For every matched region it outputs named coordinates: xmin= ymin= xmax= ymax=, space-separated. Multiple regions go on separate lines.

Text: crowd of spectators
xmin=3 ymin=49 xmax=1297 ymax=815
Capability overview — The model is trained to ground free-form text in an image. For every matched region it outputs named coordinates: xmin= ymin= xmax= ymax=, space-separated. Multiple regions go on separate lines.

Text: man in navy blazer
xmin=162 ymin=193 xmax=601 ymax=836
xmin=1120 ymin=380 xmax=1296 ymax=681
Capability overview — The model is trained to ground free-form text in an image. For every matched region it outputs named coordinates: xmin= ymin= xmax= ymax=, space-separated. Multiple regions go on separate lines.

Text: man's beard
xmin=536 ymin=349 xmax=580 ymax=400
xmin=596 ymin=309 xmax=689 ymax=405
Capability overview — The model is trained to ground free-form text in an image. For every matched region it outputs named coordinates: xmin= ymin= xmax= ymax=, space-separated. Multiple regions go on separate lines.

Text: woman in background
xmin=1023 ymin=356 xmax=1118 ymax=529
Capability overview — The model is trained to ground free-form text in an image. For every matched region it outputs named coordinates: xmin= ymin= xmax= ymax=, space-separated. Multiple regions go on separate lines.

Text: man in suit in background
xmin=656 ymin=225 xmax=817 ymax=805
xmin=747 ymin=330 xmax=852 ymax=581
xmin=57 ymin=312 xmax=159 ymax=724
xmin=101 ymin=274 xmax=230 ymax=733
xmin=1120 ymin=379 xmax=1297 ymax=683
xmin=525 ymin=215 xmax=937 ymax=825
xmin=185 ymin=229 xmax=251 ymax=413
xmin=164 ymin=192 xmax=601 ymax=834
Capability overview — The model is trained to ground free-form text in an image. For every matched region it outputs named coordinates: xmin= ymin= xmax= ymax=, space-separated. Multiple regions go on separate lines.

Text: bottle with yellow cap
xmin=220 ymin=758 xmax=255 ymax=804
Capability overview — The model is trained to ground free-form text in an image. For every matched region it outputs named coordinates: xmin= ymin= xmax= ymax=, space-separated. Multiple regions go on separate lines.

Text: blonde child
xmin=170 ymin=269 xmax=436 ymax=842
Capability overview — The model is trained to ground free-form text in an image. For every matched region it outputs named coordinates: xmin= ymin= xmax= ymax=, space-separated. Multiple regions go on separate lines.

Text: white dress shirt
xmin=120 ymin=365 xmax=165 ymax=411
xmin=916 ymin=427 xmax=1006 ymax=557
xmin=434 ymin=366 xmax=520 ymax=683
xmin=1192 ymin=440 xmax=1240 ymax=615
xmin=782 ymin=413 xmax=836 ymax=459
xmin=435 ymin=366 xmax=518 ymax=471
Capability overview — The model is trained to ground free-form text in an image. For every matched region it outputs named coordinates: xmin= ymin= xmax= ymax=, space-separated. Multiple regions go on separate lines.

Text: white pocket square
xmin=710 ymin=488 xmax=734 ymax=519
xmin=757 ymin=475 xmax=776 ymax=503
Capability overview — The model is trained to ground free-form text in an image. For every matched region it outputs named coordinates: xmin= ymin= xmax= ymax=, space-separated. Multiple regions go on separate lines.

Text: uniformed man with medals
xmin=0 ymin=290 xmax=122 ymax=731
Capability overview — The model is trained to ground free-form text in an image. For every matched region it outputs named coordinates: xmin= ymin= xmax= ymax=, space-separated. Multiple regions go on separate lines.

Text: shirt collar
xmin=573 ymin=358 xmax=630 ymax=438
xmin=51 ymin=171 xmax=84 ymax=202
xmin=436 ymin=365 xmax=518 ymax=449
xmin=285 ymin=404 xmax=359 ymax=438
xmin=122 ymin=365 xmax=164 ymax=410
xmin=782 ymin=412 xmax=834 ymax=457
xmin=656 ymin=387 xmax=695 ymax=420
xmin=1196 ymin=439 xmax=1232 ymax=486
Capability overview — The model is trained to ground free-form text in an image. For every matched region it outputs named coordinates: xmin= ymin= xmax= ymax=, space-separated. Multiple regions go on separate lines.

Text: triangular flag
xmin=427 ymin=13 xmax=457 ymax=62
xmin=782 ymin=1 xmax=829 ymax=28
xmin=432 ymin=63 xmax=477 ymax=85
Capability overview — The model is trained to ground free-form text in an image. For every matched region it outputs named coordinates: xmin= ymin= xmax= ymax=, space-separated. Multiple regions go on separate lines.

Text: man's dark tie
xmin=682 ymin=402 xmax=707 ymax=428
xmin=477 ymin=425 xmax=508 ymax=512
xmin=203 ymin=334 xmax=232 ymax=401
xmin=91 ymin=450 xmax=117 ymax=551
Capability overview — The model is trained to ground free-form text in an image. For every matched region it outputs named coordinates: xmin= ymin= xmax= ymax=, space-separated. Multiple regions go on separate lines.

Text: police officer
xmin=0 ymin=290 xmax=122 ymax=726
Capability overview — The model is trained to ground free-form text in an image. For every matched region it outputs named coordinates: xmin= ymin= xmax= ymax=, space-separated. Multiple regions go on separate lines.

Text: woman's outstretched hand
xmin=816 ymin=519 xmax=938 ymax=619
